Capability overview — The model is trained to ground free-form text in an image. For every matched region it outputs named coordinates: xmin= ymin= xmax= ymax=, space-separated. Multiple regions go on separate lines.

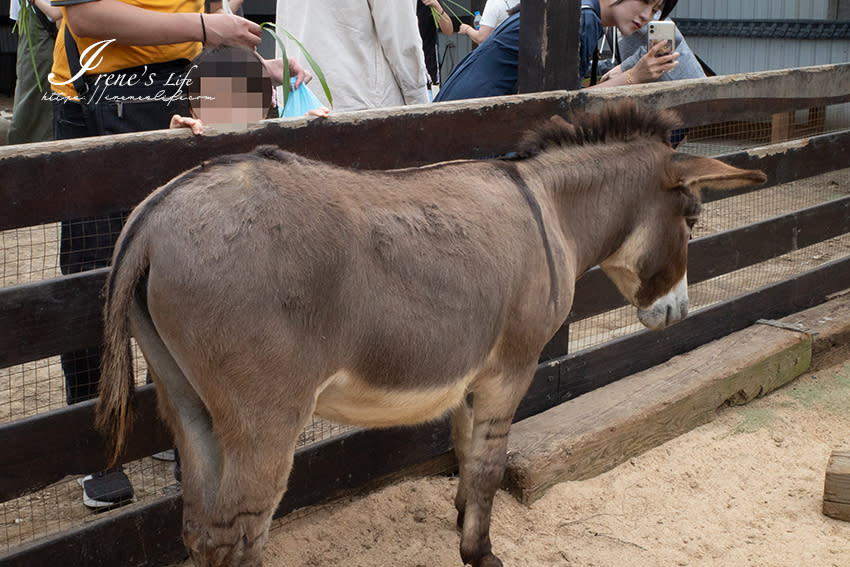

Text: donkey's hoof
xmin=473 ymin=553 xmax=503 ymax=567
xmin=462 ymin=549 xmax=503 ymax=567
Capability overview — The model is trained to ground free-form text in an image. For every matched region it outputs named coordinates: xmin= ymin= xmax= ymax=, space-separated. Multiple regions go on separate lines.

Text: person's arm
xmin=64 ymin=0 xmax=261 ymax=48
xmin=421 ymin=0 xmax=453 ymax=35
xmin=458 ymin=23 xmax=493 ymax=44
xmin=618 ymin=23 xmax=705 ymax=82
xmin=32 ymin=0 xmax=63 ymax=21
xmin=593 ymin=40 xmax=678 ymax=87
xmin=369 ymin=0 xmax=429 ymax=105
xmin=209 ymin=0 xmax=244 ymax=13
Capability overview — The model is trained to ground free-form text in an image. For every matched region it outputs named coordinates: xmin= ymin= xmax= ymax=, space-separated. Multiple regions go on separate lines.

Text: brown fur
xmin=97 ymin=102 xmax=765 ymax=567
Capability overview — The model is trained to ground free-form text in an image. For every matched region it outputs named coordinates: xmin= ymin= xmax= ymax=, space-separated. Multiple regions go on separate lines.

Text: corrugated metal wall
xmin=686 ymin=37 xmax=850 ymax=74
xmin=673 ymin=0 xmax=849 ymax=74
xmin=672 ymin=0 xmax=850 ymax=131
xmin=672 ymin=0 xmax=830 ymax=20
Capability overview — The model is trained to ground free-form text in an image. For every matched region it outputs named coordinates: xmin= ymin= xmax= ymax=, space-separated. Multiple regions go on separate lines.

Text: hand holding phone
xmin=647 ymin=20 xmax=676 ymax=57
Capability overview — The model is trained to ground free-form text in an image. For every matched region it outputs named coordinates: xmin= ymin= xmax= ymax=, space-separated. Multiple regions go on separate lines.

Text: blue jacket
xmin=434 ymin=12 xmax=521 ymax=102
xmin=435 ymin=1 xmax=602 ymax=102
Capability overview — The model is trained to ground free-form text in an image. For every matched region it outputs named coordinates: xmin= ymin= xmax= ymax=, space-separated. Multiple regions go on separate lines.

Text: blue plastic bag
xmin=280 ymin=77 xmax=323 ymax=118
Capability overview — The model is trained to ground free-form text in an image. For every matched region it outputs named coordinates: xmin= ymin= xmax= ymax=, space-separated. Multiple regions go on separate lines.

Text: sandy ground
xmin=230 ymin=346 xmax=850 ymax=567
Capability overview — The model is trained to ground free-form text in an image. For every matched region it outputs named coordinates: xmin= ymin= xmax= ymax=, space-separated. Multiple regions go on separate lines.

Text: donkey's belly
xmin=314 ymin=370 xmax=474 ymax=428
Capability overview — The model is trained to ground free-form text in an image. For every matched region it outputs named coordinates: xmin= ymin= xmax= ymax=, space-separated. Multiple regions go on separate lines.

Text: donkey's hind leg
xmin=196 ymin=399 xmax=312 ymax=567
xmin=129 ymin=302 xmax=222 ymax=514
xmin=456 ymin=365 xmax=536 ymax=567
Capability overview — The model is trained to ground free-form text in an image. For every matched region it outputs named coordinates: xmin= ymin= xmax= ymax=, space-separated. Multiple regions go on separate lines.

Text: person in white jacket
xmin=276 ymin=0 xmax=429 ymax=112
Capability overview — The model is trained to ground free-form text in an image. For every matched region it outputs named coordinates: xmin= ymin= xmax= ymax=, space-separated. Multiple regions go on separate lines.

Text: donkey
xmin=97 ymin=102 xmax=766 ymax=567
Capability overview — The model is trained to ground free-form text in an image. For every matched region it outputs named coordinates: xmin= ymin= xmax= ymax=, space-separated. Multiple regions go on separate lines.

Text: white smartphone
xmin=647 ymin=20 xmax=676 ymax=56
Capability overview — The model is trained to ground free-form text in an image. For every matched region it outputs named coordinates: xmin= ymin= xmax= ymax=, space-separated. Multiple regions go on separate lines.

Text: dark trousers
xmin=54 ymin=84 xmax=190 ymax=404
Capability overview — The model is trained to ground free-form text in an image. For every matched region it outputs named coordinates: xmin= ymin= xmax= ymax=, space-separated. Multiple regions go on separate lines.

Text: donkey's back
xmin=123 ymin=146 xmax=554 ymax=401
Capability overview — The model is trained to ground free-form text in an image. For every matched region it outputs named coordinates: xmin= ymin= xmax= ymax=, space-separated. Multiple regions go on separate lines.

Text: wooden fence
xmin=2 ymin=63 xmax=850 ymax=566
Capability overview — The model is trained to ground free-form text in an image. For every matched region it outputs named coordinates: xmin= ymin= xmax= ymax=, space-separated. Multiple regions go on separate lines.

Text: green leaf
xmin=261 ymin=22 xmax=333 ymax=111
xmin=442 ymin=0 xmax=474 ymax=19
xmin=260 ymin=23 xmax=291 ymax=109
xmin=16 ymin=0 xmax=43 ymax=92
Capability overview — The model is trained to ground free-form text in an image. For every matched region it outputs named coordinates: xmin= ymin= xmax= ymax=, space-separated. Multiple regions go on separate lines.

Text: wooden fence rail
xmin=1 ymin=64 xmax=849 ymax=230
xmin=2 ymin=64 xmax=850 ymax=566
xmin=3 ymin=127 xmax=849 ymax=368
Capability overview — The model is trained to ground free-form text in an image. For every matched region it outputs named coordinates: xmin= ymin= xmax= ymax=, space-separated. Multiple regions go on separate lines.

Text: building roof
xmin=676 ymin=19 xmax=850 ymax=40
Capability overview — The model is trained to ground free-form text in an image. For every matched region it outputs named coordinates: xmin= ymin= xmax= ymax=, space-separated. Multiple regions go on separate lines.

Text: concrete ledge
xmin=503 ymin=294 xmax=850 ymax=505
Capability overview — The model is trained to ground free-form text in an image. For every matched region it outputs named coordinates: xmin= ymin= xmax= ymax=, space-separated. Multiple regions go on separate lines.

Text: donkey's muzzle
xmin=637 ymin=276 xmax=689 ymax=330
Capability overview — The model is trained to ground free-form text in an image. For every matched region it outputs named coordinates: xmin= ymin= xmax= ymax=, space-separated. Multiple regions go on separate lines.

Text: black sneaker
xmin=81 ymin=468 xmax=134 ymax=510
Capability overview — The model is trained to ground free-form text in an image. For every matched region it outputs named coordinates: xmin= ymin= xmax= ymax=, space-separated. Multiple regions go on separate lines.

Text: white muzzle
xmin=637 ymin=276 xmax=689 ymax=330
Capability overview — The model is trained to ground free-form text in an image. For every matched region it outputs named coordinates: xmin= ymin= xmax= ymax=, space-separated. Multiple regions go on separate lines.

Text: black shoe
xmin=81 ymin=467 xmax=134 ymax=510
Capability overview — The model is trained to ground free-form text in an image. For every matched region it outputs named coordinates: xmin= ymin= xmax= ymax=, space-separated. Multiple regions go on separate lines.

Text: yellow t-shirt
xmin=50 ymin=0 xmax=203 ymax=99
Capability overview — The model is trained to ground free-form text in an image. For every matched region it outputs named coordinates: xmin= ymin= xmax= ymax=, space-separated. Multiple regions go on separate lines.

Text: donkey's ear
xmin=670 ymin=154 xmax=767 ymax=196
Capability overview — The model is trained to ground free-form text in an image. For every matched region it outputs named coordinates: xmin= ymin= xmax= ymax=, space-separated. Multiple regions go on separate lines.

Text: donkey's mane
xmin=516 ymin=102 xmax=681 ymax=158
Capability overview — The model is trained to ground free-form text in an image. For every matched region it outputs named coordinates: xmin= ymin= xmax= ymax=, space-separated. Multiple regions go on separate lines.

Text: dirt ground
xmin=231 ymin=346 xmax=850 ymax=567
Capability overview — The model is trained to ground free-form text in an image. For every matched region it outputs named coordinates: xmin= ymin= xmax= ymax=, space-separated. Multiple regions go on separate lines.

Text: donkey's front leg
xmin=456 ymin=369 xmax=533 ymax=567
xmin=452 ymin=393 xmax=474 ymax=529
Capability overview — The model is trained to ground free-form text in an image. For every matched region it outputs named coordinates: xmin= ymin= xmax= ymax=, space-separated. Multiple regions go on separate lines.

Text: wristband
xmin=200 ymin=13 xmax=207 ymax=45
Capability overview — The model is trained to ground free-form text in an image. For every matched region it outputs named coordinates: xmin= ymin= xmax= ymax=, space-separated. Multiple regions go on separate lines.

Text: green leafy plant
xmin=430 ymin=0 xmax=474 ymax=27
xmin=12 ymin=0 xmax=44 ymax=92
xmin=210 ymin=1 xmax=332 ymax=112
xmin=260 ymin=23 xmax=333 ymax=111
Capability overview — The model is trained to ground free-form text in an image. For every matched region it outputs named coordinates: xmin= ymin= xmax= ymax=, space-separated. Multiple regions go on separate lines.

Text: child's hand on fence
xmin=170 ymin=114 xmax=204 ymax=135
xmin=306 ymin=107 xmax=330 ymax=118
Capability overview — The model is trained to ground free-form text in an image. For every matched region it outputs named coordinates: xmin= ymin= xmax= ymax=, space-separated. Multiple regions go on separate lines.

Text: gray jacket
xmin=617 ymin=21 xmax=706 ymax=81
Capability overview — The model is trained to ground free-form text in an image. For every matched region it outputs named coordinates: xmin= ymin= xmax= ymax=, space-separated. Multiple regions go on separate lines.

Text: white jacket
xmin=276 ymin=0 xmax=430 ymax=112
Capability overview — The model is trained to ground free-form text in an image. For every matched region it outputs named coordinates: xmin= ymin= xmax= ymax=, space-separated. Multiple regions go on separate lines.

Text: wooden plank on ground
xmin=824 ymin=450 xmax=850 ymax=522
xmin=503 ymin=322 xmax=812 ymax=504
xmin=504 ymin=293 xmax=850 ymax=504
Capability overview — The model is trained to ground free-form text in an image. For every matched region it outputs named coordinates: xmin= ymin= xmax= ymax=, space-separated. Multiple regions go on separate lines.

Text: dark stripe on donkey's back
xmin=493 ymin=160 xmax=560 ymax=310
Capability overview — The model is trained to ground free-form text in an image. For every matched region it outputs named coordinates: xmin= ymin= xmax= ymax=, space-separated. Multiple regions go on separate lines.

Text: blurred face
xmin=603 ymin=0 xmax=664 ymax=36
xmin=192 ymin=76 xmax=267 ymax=131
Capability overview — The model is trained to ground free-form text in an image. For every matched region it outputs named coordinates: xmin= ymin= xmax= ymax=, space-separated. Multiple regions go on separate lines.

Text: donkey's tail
xmin=96 ymin=214 xmax=152 ymax=467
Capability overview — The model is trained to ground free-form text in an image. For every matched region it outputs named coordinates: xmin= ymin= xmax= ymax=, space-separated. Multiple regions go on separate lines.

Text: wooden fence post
xmin=518 ymin=0 xmax=581 ymax=94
